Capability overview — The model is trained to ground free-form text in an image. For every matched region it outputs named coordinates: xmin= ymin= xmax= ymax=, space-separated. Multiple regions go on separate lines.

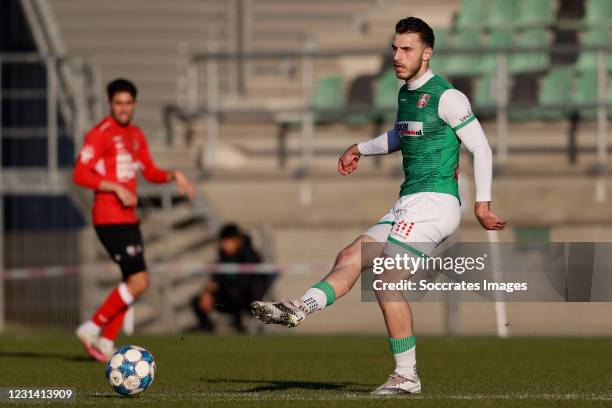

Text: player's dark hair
xmin=219 ymin=223 xmax=242 ymax=240
xmin=107 ymin=78 xmax=138 ymax=100
xmin=395 ymin=17 xmax=435 ymax=49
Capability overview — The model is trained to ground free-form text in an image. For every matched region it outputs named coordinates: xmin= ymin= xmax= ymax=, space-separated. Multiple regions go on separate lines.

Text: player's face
xmin=392 ymin=32 xmax=432 ymax=81
xmin=220 ymin=236 xmax=242 ymax=257
xmin=109 ymin=91 xmax=136 ymax=126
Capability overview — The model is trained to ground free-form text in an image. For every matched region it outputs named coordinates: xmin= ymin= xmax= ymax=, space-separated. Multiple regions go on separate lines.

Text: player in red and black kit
xmin=74 ymin=79 xmax=195 ymax=362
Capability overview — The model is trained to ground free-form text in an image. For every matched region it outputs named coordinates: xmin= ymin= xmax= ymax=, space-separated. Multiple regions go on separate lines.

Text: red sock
xmin=101 ymin=307 xmax=127 ymax=341
xmin=91 ymin=283 xmax=133 ymax=327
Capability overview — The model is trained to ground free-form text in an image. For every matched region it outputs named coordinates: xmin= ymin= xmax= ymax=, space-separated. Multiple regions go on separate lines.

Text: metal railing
xmin=170 ymin=44 xmax=611 ymax=176
xmin=0 ymin=53 xmax=103 ymax=183
xmin=0 ymin=53 xmax=103 ymax=333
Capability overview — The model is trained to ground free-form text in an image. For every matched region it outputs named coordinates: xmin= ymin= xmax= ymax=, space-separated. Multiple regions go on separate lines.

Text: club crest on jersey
xmin=396 ymin=121 xmax=424 ymax=137
xmin=416 ymin=93 xmax=430 ymax=108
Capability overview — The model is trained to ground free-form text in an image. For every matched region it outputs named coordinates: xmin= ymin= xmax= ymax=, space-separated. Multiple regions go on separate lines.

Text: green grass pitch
xmin=1 ymin=330 xmax=611 ymax=407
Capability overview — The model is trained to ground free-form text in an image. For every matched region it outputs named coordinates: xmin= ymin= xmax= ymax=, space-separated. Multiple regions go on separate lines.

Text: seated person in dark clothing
xmin=192 ymin=223 xmax=275 ymax=332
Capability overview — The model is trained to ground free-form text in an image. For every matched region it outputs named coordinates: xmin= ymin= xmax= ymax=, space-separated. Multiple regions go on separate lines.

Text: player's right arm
xmin=338 ymin=128 xmax=399 ymax=175
xmin=73 ymin=129 xmax=137 ymax=207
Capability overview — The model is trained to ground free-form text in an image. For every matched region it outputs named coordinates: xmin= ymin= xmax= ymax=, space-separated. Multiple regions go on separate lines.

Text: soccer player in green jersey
xmin=251 ymin=17 xmax=506 ymax=394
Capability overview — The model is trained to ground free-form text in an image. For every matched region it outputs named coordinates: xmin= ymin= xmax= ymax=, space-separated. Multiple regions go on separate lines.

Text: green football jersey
xmin=395 ymin=75 xmax=475 ymax=201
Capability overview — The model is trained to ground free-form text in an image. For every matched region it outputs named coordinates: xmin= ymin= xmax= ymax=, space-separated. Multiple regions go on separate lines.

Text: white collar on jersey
xmin=406 ymin=68 xmax=434 ymax=90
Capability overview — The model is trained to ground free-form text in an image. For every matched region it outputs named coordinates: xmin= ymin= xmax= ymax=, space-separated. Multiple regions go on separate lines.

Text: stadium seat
xmin=509 ymin=73 xmax=540 ymax=121
xmin=486 ymin=0 xmax=518 ymax=29
xmin=572 ymin=71 xmax=599 ymax=119
xmin=534 ymin=65 xmax=574 ymax=120
xmin=477 ymin=28 xmax=514 ymax=76
xmin=430 ymin=29 xmax=449 ymax=76
xmin=455 ymin=0 xmax=489 ymax=30
xmin=508 ymin=29 xmax=550 ymax=74
xmin=472 ymin=74 xmax=497 ymax=117
xmin=371 ymin=69 xmax=399 ymax=125
xmin=312 ymin=75 xmax=345 ymax=123
xmin=515 ymin=226 xmax=550 ymax=249
xmin=515 ymin=0 xmax=556 ymax=28
xmin=444 ymin=29 xmax=482 ymax=77
xmin=573 ymin=72 xmax=612 ymax=119
xmin=583 ymin=0 xmax=612 ymax=28
xmin=575 ymin=27 xmax=611 ymax=73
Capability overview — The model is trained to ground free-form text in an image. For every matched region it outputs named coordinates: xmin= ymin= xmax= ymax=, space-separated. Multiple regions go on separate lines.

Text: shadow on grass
xmin=206 ymin=378 xmax=371 ymax=393
xmin=0 ymin=350 xmax=94 ymax=363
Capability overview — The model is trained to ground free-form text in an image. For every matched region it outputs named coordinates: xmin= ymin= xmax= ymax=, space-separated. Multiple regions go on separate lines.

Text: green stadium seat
xmin=572 ymin=72 xmax=612 ymax=119
xmin=478 ymin=28 xmax=514 ymax=76
xmin=486 ymin=0 xmax=518 ymax=29
xmin=515 ymin=226 xmax=550 ymax=250
xmin=371 ymin=69 xmax=400 ymax=124
xmin=312 ymin=75 xmax=345 ymax=123
xmin=575 ymin=28 xmax=611 ymax=73
xmin=508 ymin=29 xmax=550 ymax=74
xmin=572 ymin=71 xmax=598 ymax=119
xmin=455 ymin=0 xmax=489 ymax=30
xmin=472 ymin=74 xmax=497 ymax=112
xmin=534 ymin=66 xmax=574 ymax=120
xmin=444 ymin=29 xmax=482 ymax=77
xmin=429 ymin=29 xmax=449 ymax=76
xmin=515 ymin=0 xmax=556 ymax=28
xmin=583 ymin=0 xmax=612 ymax=28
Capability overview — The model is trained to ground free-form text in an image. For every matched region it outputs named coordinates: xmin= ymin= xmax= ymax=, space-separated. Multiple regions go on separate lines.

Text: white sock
xmin=393 ymin=347 xmax=417 ymax=378
xmin=118 ymin=282 xmax=135 ymax=305
xmin=81 ymin=320 xmax=101 ymax=335
xmin=299 ymin=288 xmax=327 ymax=314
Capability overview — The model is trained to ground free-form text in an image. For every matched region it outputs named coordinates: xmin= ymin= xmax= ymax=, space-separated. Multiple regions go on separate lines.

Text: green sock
xmin=311 ymin=281 xmax=336 ymax=307
xmin=388 ymin=335 xmax=416 ymax=354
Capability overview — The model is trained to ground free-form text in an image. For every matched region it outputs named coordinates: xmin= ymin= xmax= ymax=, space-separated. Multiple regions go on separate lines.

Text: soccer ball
xmin=105 ymin=345 xmax=155 ymax=396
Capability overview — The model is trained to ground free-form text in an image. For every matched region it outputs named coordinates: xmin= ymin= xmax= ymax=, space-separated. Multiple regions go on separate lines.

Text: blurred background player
xmin=73 ymin=78 xmax=195 ymax=361
xmin=191 ymin=223 xmax=275 ymax=333
xmin=251 ymin=17 xmax=506 ymax=395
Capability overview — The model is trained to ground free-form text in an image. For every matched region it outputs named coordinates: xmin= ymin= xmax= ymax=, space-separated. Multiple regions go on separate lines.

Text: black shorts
xmin=94 ymin=223 xmax=147 ymax=280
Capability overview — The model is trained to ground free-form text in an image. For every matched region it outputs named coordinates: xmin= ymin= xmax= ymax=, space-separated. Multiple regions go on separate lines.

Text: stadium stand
xmin=12 ymin=0 xmax=610 ymax=333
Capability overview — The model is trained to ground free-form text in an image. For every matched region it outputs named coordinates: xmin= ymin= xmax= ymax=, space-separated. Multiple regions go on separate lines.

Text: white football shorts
xmin=363 ymin=192 xmax=461 ymax=255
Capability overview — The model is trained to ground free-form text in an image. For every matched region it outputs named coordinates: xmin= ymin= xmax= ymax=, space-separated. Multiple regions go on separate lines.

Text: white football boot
xmin=96 ymin=337 xmax=117 ymax=362
xmin=75 ymin=321 xmax=106 ymax=362
xmin=250 ymin=300 xmax=308 ymax=327
xmin=371 ymin=372 xmax=422 ymax=395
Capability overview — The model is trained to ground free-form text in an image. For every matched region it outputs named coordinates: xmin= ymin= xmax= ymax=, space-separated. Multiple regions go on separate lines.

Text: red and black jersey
xmin=73 ymin=116 xmax=170 ymax=225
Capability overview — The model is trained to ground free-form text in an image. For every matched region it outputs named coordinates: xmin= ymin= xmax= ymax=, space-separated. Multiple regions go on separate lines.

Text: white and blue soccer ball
xmin=105 ymin=345 xmax=155 ymax=396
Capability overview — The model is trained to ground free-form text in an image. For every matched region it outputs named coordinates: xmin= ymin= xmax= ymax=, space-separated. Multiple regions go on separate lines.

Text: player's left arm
xmin=137 ymin=131 xmax=195 ymax=200
xmin=439 ymin=89 xmax=506 ymax=230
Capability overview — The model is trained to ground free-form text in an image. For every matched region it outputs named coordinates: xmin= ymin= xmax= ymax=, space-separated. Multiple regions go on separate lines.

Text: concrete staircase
xmin=49 ymin=0 xmax=383 ymax=140
xmin=50 ymin=0 xmax=232 ymax=141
